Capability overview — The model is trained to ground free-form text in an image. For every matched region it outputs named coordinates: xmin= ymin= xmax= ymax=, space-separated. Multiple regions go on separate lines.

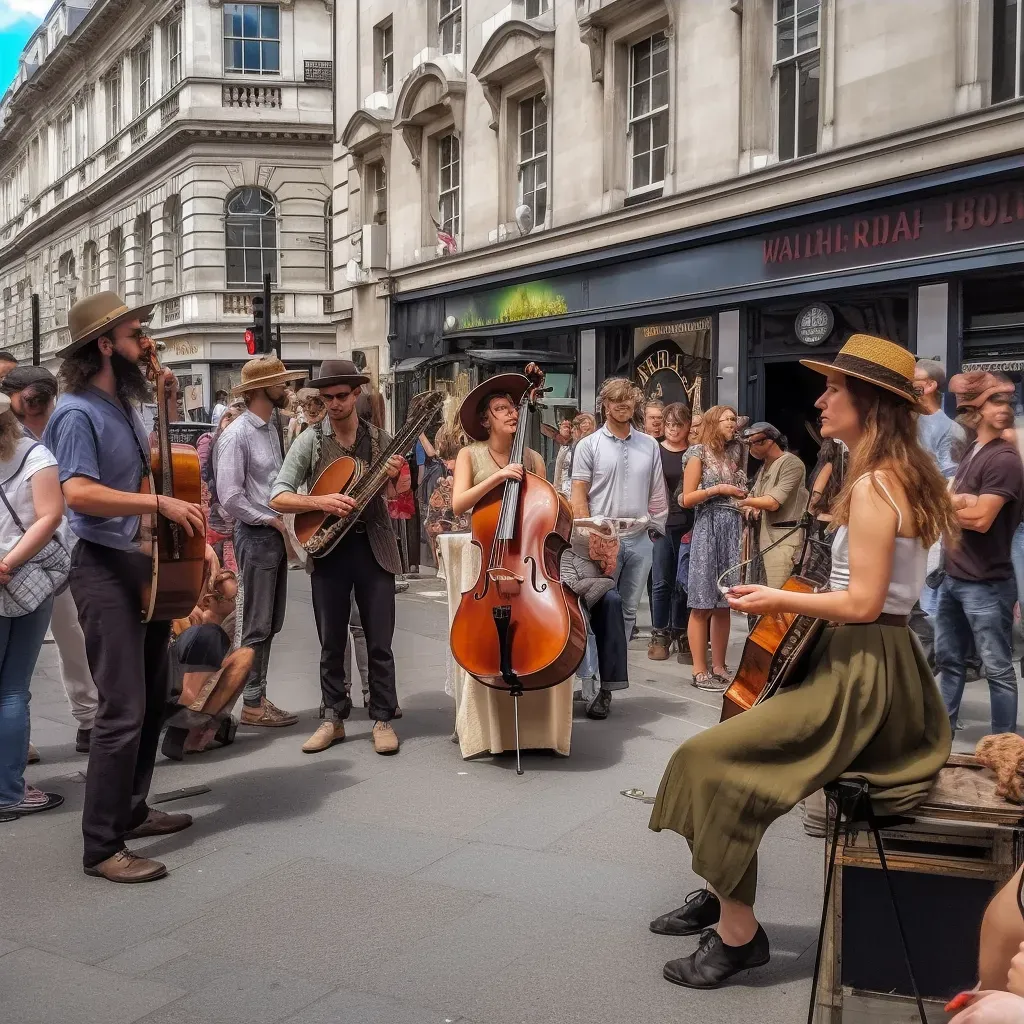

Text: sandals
xmin=692 ymin=671 xmax=727 ymax=693
xmin=0 ymin=785 xmax=64 ymax=817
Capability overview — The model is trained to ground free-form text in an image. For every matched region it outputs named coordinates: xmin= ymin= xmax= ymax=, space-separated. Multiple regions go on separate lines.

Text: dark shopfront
xmin=391 ymin=159 xmax=1024 ymax=468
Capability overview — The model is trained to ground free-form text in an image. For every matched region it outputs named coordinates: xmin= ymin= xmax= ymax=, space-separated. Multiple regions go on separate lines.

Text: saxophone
xmin=301 ymin=390 xmax=445 ymax=558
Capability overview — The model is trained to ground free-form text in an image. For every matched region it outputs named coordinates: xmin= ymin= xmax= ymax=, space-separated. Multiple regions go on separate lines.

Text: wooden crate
xmin=815 ymin=757 xmax=1024 ymax=1023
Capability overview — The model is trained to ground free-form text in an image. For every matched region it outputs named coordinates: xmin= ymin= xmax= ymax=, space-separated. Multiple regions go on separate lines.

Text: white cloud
xmin=0 ymin=1 xmax=51 ymax=32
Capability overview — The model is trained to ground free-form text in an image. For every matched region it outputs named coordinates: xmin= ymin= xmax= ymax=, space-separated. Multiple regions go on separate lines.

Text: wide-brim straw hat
xmin=310 ymin=359 xmax=370 ymax=390
xmin=800 ymin=333 xmax=916 ymax=402
xmin=59 ymin=291 xmax=155 ymax=359
xmin=232 ymin=356 xmax=306 ymax=396
xmin=459 ymin=373 xmax=533 ymax=442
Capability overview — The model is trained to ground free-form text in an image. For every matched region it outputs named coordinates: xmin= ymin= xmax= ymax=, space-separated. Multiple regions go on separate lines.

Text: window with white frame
xmin=437 ymin=133 xmax=460 ymax=238
xmin=223 ymin=4 xmax=281 ymax=75
xmin=370 ymin=161 xmax=387 ymax=223
xmin=518 ymin=94 xmax=547 ymax=227
xmin=376 ymin=19 xmax=393 ymax=94
xmin=225 ymin=187 xmax=278 ymax=286
xmin=774 ymin=0 xmax=821 ymax=161
xmin=110 ymin=227 xmax=126 ymax=296
xmin=993 ymin=0 xmax=1023 ymax=102
xmin=438 ymin=0 xmax=462 ymax=57
xmin=136 ymin=212 xmax=153 ymax=301
xmin=82 ymin=240 xmax=99 ymax=294
xmin=525 ymin=0 xmax=550 ymax=17
xmin=134 ymin=40 xmax=152 ymax=114
xmin=58 ymin=110 xmax=73 ymax=177
xmin=105 ymin=65 xmax=122 ymax=138
xmin=165 ymin=11 xmax=183 ymax=87
xmin=165 ymin=195 xmax=183 ymax=292
xmin=628 ymin=31 xmax=669 ymax=193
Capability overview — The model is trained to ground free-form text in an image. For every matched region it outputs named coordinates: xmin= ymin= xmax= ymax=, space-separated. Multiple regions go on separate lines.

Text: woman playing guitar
xmin=647 ymin=335 xmax=958 ymax=988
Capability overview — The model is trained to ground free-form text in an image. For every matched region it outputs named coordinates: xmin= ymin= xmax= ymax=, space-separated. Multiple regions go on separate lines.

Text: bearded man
xmin=216 ymin=356 xmax=305 ymax=729
xmin=44 ymin=292 xmax=206 ymax=882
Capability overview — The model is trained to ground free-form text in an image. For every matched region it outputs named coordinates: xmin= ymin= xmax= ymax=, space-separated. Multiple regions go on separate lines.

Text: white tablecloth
xmin=436 ymin=532 xmax=573 ymax=759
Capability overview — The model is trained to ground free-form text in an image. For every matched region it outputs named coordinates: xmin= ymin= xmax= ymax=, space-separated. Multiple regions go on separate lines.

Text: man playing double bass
xmin=45 ymin=292 xmax=206 ymax=884
xmin=270 ymin=360 xmax=407 ymax=756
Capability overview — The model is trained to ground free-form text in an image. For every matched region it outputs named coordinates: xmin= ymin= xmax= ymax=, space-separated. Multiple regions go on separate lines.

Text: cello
xmin=449 ymin=370 xmax=587 ymax=774
xmin=138 ymin=341 xmax=207 ymax=622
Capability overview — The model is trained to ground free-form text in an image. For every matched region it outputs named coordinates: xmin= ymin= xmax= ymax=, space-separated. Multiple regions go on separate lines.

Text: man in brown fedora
xmin=270 ymin=360 xmax=405 ymax=755
xmin=216 ymin=356 xmax=305 ymax=729
xmin=43 ymin=291 xmax=206 ymax=883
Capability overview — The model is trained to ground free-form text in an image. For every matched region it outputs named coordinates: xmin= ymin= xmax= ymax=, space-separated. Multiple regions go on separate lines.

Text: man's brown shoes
xmin=84 ymin=849 xmax=167 ymax=883
xmin=125 ymin=808 xmax=193 ymax=839
xmin=372 ymin=721 xmax=400 ymax=755
xmin=240 ymin=697 xmax=298 ymax=728
xmin=302 ymin=719 xmax=345 ymax=753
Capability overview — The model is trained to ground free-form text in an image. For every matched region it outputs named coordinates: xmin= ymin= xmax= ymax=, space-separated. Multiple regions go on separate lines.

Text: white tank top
xmin=828 ymin=473 xmax=926 ymax=616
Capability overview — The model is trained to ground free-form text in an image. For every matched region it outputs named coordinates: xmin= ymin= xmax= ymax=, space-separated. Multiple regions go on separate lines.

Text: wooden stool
xmin=807 ymin=778 xmax=925 ymax=1024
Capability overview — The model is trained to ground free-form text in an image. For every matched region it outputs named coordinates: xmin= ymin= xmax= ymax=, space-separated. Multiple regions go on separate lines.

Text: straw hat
xmin=59 ymin=291 xmax=155 ymax=359
xmin=458 ymin=373 xmax=533 ymax=442
xmin=232 ymin=356 xmax=305 ymax=396
xmin=800 ymin=333 xmax=916 ymax=402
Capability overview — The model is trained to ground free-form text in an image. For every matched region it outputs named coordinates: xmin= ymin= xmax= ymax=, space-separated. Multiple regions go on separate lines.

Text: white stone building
xmin=333 ymin=0 xmax=1024 ymax=469
xmin=0 ymin=0 xmax=335 ymax=416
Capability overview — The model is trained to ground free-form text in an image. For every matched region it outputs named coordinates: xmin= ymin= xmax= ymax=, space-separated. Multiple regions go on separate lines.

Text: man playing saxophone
xmin=270 ymin=360 xmax=406 ymax=755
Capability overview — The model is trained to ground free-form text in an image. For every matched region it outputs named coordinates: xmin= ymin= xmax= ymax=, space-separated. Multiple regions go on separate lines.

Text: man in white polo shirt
xmin=571 ymin=377 xmax=668 ymax=718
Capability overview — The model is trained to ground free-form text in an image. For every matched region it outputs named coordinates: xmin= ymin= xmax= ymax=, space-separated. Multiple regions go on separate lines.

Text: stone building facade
xmin=333 ymin=0 xmax=1024 ymax=464
xmin=0 ymin=0 xmax=335 ymax=415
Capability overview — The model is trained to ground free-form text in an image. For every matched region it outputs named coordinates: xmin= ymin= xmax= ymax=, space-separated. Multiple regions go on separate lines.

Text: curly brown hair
xmin=0 ymin=410 xmax=23 ymax=461
xmin=694 ymin=405 xmax=738 ymax=459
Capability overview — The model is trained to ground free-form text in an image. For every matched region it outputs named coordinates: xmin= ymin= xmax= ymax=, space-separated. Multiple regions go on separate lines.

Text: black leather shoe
xmin=650 ymin=889 xmax=721 ymax=936
xmin=663 ymin=925 xmax=770 ymax=989
xmin=586 ymin=689 xmax=612 ymax=720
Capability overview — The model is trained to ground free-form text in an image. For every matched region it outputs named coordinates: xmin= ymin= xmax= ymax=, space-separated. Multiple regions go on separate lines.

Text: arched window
xmin=225 ymin=187 xmax=277 ymax=287
xmin=82 ymin=241 xmax=99 ymax=294
xmin=109 ymin=227 xmax=126 ymax=297
xmin=135 ymin=212 xmax=153 ymax=301
xmin=57 ymin=251 xmax=77 ymax=314
xmin=164 ymin=195 xmax=183 ymax=293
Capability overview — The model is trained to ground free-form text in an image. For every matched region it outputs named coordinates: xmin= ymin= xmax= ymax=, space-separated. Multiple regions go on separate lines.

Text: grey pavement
xmin=3 ymin=574 xmax=1002 ymax=1023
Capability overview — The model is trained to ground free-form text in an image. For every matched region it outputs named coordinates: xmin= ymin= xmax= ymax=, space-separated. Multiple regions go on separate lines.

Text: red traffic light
xmin=244 ymin=328 xmax=256 ymax=355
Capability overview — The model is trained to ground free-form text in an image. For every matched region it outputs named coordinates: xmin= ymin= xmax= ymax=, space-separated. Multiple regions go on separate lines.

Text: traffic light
xmin=251 ymin=294 xmax=266 ymax=353
xmin=244 ymin=327 xmax=257 ymax=355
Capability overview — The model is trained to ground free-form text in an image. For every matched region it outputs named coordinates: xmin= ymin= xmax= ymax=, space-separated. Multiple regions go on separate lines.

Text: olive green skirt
xmin=649 ymin=623 xmax=952 ymax=906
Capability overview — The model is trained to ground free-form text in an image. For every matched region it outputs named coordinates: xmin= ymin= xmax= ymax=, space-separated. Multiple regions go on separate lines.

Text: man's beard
xmin=270 ymin=390 xmax=291 ymax=410
xmin=111 ymin=352 xmax=152 ymax=405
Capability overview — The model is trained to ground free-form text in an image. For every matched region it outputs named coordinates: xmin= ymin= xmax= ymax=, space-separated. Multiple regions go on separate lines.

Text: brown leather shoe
xmin=372 ymin=721 xmax=400 ymax=755
xmin=125 ymin=808 xmax=193 ymax=839
xmin=240 ymin=697 xmax=298 ymax=728
xmin=301 ymin=719 xmax=345 ymax=753
xmin=647 ymin=629 xmax=670 ymax=661
xmin=84 ymin=849 xmax=167 ymax=883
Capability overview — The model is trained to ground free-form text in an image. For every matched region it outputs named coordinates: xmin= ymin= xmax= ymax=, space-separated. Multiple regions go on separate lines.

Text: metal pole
xmin=263 ymin=272 xmax=273 ymax=355
xmin=30 ymin=294 xmax=40 ymax=366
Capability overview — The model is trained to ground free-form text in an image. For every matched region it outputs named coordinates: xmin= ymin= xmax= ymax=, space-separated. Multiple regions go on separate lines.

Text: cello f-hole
xmin=523 ymin=555 xmax=547 ymax=593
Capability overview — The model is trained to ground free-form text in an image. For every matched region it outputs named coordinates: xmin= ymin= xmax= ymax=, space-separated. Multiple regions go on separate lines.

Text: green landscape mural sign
xmin=445 ymin=276 xmax=584 ymax=331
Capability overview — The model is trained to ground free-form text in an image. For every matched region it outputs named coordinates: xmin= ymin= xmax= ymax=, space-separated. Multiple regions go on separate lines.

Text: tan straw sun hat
xmin=232 ymin=356 xmax=306 ymax=396
xmin=800 ymin=333 xmax=917 ymax=402
xmin=59 ymin=291 xmax=155 ymax=359
xmin=458 ymin=373 xmax=533 ymax=442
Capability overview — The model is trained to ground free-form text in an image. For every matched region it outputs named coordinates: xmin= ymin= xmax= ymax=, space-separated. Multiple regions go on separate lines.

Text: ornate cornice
xmin=471 ymin=20 xmax=555 ymax=132
xmin=392 ymin=60 xmax=465 ymax=166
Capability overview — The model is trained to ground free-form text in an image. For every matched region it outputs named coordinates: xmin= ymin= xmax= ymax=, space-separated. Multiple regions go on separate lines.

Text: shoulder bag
xmin=0 ymin=443 xmax=71 ymax=617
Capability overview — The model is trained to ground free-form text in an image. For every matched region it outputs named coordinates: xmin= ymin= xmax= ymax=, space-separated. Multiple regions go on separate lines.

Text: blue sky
xmin=0 ymin=2 xmax=48 ymax=95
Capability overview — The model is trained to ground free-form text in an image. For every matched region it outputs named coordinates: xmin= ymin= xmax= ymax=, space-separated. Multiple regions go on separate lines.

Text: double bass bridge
xmin=487 ymin=566 xmax=523 ymax=600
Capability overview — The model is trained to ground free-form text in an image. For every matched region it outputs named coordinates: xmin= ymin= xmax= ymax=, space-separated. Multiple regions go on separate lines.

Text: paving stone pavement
xmin=3 ymin=574 xmax=1001 ymax=1023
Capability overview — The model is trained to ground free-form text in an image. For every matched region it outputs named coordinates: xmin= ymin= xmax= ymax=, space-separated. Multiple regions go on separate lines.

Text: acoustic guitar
xmin=720 ymin=575 xmax=826 ymax=721
xmin=139 ymin=343 xmax=206 ymax=622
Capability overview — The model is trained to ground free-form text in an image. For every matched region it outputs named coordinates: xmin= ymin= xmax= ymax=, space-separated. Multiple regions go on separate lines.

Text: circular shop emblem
xmin=794 ymin=303 xmax=834 ymax=346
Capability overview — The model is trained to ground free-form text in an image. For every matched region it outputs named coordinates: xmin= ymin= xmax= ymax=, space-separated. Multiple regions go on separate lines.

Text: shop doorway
xmin=763 ymin=360 xmax=827 ymax=473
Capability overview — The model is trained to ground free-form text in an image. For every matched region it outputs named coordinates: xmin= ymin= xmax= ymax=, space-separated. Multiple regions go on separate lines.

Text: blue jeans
xmin=613 ymin=532 xmax=654 ymax=644
xmin=1012 ymin=523 xmax=1024 ymax=605
xmin=0 ymin=599 xmax=55 ymax=807
xmin=936 ymin=576 xmax=1018 ymax=735
xmin=651 ymin=524 xmax=687 ymax=631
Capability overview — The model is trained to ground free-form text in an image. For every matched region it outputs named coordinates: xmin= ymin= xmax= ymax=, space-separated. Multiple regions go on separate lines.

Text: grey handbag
xmin=0 ymin=443 xmax=71 ymax=617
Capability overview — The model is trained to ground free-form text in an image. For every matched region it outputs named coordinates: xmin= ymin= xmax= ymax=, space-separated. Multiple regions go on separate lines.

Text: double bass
xmin=449 ymin=370 xmax=587 ymax=773
xmin=138 ymin=342 xmax=206 ymax=622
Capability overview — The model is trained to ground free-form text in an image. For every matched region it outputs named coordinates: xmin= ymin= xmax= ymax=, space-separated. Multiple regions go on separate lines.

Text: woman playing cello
xmin=647 ymin=335 xmax=957 ymax=988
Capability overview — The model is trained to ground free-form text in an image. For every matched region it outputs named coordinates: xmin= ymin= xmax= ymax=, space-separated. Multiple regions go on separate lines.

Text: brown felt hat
xmin=458 ymin=373 xmax=533 ymax=442
xmin=59 ymin=291 xmax=155 ymax=359
xmin=232 ymin=356 xmax=306 ymax=396
xmin=948 ymin=371 xmax=1017 ymax=409
xmin=311 ymin=359 xmax=371 ymax=390
xmin=800 ymin=333 xmax=917 ymax=402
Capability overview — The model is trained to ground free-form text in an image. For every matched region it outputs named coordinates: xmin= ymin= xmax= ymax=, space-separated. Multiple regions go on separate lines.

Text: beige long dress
xmin=438 ymin=442 xmax=573 ymax=759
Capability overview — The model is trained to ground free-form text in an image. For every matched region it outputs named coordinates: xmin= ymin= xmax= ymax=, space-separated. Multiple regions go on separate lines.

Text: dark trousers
xmin=590 ymin=589 xmax=628 ymax=691
xmin=71 ymin=541 xmax=170 ymax=868
xmin=651 ymin=523 xmax=689 ymax=631
xmin=233 ymin=522 xmax=287 ymax=706
xmin=310 ymin=528 xmax=398 ymax=722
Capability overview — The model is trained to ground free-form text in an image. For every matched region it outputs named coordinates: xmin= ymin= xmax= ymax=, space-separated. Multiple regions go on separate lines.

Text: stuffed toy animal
xmin=975 ymin=733 xmax=1024 ymax=804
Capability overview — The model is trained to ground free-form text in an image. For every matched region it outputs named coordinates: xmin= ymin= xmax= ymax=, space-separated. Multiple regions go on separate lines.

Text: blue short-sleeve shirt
xmin=43 ymin=386 xmax=151 ymax=550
